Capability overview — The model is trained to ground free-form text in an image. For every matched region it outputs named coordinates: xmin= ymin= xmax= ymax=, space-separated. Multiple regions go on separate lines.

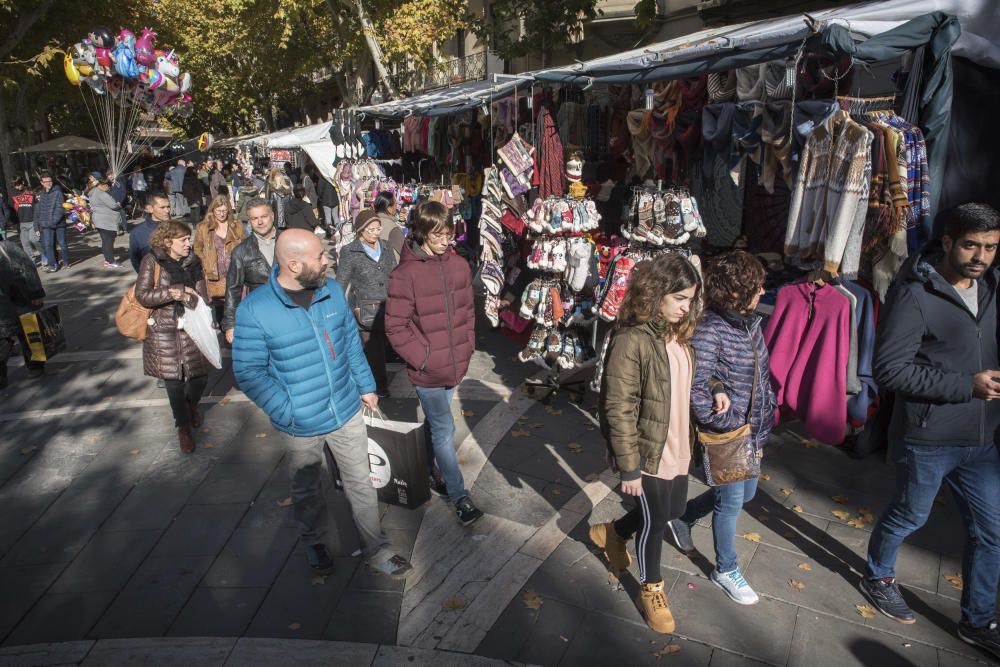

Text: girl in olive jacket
xmin=592 ymin=253 xmax=704 ymax=635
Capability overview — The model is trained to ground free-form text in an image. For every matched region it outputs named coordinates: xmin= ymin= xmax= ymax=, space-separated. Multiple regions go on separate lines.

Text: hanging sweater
xmin=764 ymin=283 xmax=851 ymax=445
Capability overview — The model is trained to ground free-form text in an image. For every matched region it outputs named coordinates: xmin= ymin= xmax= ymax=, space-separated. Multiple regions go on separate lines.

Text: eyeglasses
xmin=428 ymin=230 xmax=455 ymax=242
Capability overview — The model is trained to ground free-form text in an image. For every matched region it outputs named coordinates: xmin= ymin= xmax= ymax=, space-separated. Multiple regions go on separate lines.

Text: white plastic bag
xmin=181 ymin=296 xmax=222 ymax=369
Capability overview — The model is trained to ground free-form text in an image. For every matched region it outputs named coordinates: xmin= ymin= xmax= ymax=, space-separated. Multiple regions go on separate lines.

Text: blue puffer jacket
xmin=232 ymin=267 xmax=376 ymax=437
xmin=691 ymin=309 xmax=776 ymax=453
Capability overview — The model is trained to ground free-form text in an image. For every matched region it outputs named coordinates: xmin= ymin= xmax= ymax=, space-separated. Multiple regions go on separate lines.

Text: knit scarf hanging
xmin=760 ymin=101 xmax=794 ymax=193
xmin=736 ymin=64 xmax=767 ymax=102
xmin=627 ymin=110 xmax=654 ymax=180
xmin=535 ymin=106 xmax=565 ymax=198
xmin=707 ymin=71 xmax=737 ymax=103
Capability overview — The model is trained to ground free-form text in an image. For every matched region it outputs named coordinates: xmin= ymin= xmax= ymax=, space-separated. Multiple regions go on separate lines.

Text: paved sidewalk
xmin=0 ymin=229 xmax=997 ymax=666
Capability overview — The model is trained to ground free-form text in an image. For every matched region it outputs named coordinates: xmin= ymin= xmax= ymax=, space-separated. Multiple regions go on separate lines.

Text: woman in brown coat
xmin=136 ymin=219 xmax=211 ymax=453
xmin=193 ymin=195 xmax=245 ymax=326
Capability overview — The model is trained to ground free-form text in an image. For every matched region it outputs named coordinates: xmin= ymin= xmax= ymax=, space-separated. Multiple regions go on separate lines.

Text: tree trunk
xmin=331 ymin=0 xmax=399 ymax=101
xmin=0 ymin=93 xmax=15 ymax=203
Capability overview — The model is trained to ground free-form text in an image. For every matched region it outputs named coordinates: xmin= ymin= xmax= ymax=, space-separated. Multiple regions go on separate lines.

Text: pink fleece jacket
xmin=764 ymin=283 xmax=850 ymax=445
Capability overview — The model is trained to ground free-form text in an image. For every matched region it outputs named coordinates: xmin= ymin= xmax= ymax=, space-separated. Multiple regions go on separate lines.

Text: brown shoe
xmin=189 ymin=400 xmax=202 ymax=429
xmin=636 ymin=581 xmax=675 ymax=634
xmin=178 ymin=423 xmax=196 ymax=453
xmin=589 ymin=522 xmax=632 ymax=573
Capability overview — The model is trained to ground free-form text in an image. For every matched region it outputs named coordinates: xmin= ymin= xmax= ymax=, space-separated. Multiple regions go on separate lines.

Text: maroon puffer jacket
xmin=385 ymin=240 xmax=475 ymax=388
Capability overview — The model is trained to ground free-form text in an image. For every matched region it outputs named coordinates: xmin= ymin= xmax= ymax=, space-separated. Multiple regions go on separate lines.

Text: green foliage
xmin=476 ymin=0 xmax=600 ymax=62
xmin=633 ymin=0 xmax=657 ymax=30
xmin=378 ymin=0 xmax=470 ymax=71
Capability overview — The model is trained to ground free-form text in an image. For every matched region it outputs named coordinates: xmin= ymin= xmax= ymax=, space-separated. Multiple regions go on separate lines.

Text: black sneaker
xmin=959 ymin=620 xmax=1000 ymax=659
xmin=429 ymin=474 xmax=448 ymax=498
xmin=859 ymin=577 xmax=915 ymax=624
xmin=455 ymin=496 xmax=483 ymax=526
xmin=667 ymin=519 xmax=696 ymax=553
xmin=306 ymin=544 xmax=335 ymax=575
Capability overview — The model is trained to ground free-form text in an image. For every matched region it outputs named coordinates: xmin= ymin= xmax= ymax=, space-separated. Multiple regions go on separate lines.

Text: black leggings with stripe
xmin=613 ymin=474 xmax=688 ymax=584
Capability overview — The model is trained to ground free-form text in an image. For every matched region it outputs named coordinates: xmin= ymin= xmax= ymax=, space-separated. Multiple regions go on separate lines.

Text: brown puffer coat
xmin=598 ymin=322 xmax=696 ymax=480
xmin=135 ymin=248 xmax=211 ymax=381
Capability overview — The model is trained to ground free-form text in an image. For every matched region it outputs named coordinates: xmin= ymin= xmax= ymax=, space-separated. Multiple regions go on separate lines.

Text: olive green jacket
xmin=598 ymin=322 xmax=696 ymax=480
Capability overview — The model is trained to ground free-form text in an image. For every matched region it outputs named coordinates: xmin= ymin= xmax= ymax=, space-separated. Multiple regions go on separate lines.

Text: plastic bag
xmin=179 ymin=296 xmax=222 ymax=369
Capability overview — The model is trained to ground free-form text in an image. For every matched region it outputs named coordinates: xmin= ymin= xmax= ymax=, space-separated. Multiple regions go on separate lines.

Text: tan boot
xmin=636 ymin=581 xmax=675 ymax=634
xmin=588 ymin=522 xmax=632 ymax=573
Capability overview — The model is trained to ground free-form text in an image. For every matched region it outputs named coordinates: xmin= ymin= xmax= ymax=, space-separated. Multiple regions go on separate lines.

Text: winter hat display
xmin=565 ymin=152 xmax=584 ymax=182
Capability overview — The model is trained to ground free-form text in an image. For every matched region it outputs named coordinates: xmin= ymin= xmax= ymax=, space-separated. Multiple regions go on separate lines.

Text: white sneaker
xmin=711 ymin=568 xmax=759 ymax=605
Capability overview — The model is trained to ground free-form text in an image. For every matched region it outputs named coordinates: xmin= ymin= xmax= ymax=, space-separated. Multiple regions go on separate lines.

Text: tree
xmin=474 ymin=0 xmax=600 ymax=67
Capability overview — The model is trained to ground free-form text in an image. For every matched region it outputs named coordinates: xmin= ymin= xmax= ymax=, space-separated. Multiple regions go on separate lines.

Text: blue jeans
xmin=41 ymin=226 xmax=69 ymax=268
xmin=867 ymin=442 xmax=1000 ymax=627
xmin=680 ymin=478 xmax=758 ymax=574
xmin=414 ymin=385 xmax=467 ymax=504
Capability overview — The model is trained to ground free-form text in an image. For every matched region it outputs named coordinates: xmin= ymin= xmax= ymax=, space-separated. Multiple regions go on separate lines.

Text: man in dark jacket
xmin=224 ymin=199 xmax=278 ymax=343
xmin=35 ymin=172 xmax=69 ymax=272
xmin=862 ymin=203 xmax=1000 ymax=657
xmin=129 ymin=193 xmax=170 ymax=272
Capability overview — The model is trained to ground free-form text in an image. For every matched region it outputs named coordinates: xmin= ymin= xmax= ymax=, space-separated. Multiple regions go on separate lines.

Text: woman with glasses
xmin=336 ymin=210 xmax=396 ymax=397
xmin=385 ymin=200 xmax=483 ymax=527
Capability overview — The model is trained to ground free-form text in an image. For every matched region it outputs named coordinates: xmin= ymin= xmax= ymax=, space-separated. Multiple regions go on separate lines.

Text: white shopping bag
xmin=179 ymin=296 xmax=222 ymax=369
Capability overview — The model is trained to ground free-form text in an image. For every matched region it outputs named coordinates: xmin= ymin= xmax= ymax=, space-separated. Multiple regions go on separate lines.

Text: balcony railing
xmin=391 ymin=51 xmax=490 ymax=96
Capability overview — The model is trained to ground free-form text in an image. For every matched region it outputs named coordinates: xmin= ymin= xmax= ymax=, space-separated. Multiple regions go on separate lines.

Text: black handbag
xmin=697 ymin=346 xmax=761 ymax=486
xmin=352 ymin=298 xmax=385 ymax=331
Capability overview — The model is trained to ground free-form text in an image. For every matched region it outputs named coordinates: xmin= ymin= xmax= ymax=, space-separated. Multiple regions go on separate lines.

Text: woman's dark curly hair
xmin=703 ymin=250 xmax=766 ymax=313
xmin=618 ymin=253 xmax=702 ymax=342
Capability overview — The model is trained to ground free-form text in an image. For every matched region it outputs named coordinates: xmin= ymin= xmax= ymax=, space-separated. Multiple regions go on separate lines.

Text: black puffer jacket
xmin=0 ymin=240 xmax=45 ymax=338
xmin=222 ymin=231 xmax=278 ymax=331
xmin=875 ymin=241 xmax=1000 ymax=447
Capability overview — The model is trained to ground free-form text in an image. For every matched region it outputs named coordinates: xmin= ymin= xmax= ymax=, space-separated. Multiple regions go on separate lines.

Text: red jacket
xmin=386 ymin=240 xmax=475 ymax=388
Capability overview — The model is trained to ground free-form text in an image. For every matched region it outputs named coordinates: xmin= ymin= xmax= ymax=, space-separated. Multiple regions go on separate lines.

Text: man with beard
xmin=232 ymin=229 xmax=412 ymax=580
xmin=861 ymin=203 xmax=1000 ymax=658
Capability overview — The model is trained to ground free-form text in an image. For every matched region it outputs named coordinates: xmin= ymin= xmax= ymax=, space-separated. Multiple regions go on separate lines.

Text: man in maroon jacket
xmin=385 ymin=200 xmax=483 ymax=526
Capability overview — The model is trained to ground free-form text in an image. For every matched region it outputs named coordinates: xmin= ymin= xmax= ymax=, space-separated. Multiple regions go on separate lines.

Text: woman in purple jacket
xmin=667 ymin=250 xmax=775 ymax=606
xmin=385 ymin=200 xmax=483 ymax=527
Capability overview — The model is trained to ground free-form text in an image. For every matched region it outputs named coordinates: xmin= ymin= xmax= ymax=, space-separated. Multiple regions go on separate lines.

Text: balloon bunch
xmin=64 ymin=26 xmax=193 ymax=116
xmin=63 ymin=192 xmax=92 ymax=231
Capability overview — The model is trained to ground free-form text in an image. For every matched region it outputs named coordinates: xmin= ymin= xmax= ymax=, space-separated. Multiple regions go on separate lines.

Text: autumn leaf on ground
xmin=544 ymin=405 xmax=562 ymax=415
xmin=277 ymin=497 xmax=293 ymax=508
xmin=128 ymin=449 xmax=141 ymax=456
xmin=550 ymin=488 xmax=562 ymax=495
xmin=531 ymin=422 xmax=544 ymax=429
xmin=311 ymin=575 xmax=326 ymax=585
xmin=780 ymin=488 xmax=794 ymax=496
xmin=518 ymin=416 xmax=529 ymax=423
xmin=652 ymin=644 xmax=681 ymax=659
xmin=218 ymin=398 xmax=231 ymax=405
xmin=522 ymin=590 xmax=543 ymax=609
xmin=742 ymin=532 xmax=762 ymax=543
xmin=586 ymin=425 xmax=597 ymax=431
xmin=443 ymin=596 xmax=466 ymax=610
xmin=831 ymin=495 xmax=849 ymax=504
xmin=567 ymin=442 xmax=584 ymax=453
xmin=760 ymin=473 xmax=771 ymax=481
xmin=584 ymin=473 xmax=599 ymax=482
xmin=510 ymin=428 xmax=530 ymax=438
xmin=204 ymin=443 xmax=215 ymax=449
xmin=802 ymin=439 xmax=819 ymax=448
xmin=944 ymin=574 xmax=963 ymax=590
xmin=792 ymin=505 xmax=804 ymax=513
xmin=461 ymin=409 xmax=474 ymax=417
xmin=788 ymin=579 xmax=806 ymax=591
xmin=831 ymin=510 xmax=851 ymax=521
xmin=847 ymin=518 xmax=868 ymax=529
xmin=255 ymin=432 xmax=267 ymax=438
xmin=798 ymin=562 xmax=813 ymax=571
xmin=855 ymin=604 xmax=877 ymax=619
xmin=19 ymin=446 xmax=37 ymax=455
xmin=86 ymin=435 xmax=98 ymax=444
xmin=287 ymin=622 xmax=301 ymax=630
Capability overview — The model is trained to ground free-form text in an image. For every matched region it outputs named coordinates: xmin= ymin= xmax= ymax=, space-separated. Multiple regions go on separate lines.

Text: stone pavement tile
xmin=559 ymin=612 xmax=712 ymax=667
xmin=225 ymin=638 xmax=377 ymax=666
xmin=708 ymin=648 xmax=774 ymax=666
xmin=938 ymin=648 xmax=998 ymax=666
xmin=101 ymin=456 xmax=215 ymax=532
xmin=0 ymin=640 xmax=95 ymax=666
xmin=662 ymin=523 xmax=758 ymax=579
xmin=668 ymin=572 xmax=797 ymax=664
xmin=4 ymin=591 xmax=117 ymax=646
xmin=49 ymin=529 xmax=162 ymax=593
xmin=213 ymin=428 xmax=288 ymax=467
xmin=202 ymin=525 xmax=298 ymax=588
xmin=151 ymin=503 xmax=248 ymax=559
xmin=238 ymin=465 xmax=298 ymax=531
xmin=168 ymin=586 xmax=269 ymax=637
xmin=373 ymin=644 xmax=526 ymax=666
xmin=472 ymin=464 xmax=576 ymax=528
xmin=245 ymin=555 xmax=355 ymax=639
xmin=744 ymin=542 xmax=869 ymax=621
xmin=0 ymin=565 xmax=69 ymax=643
xmin=821 ymin=521 xmax=942 ymax=596
xmin=91 ymin=555 xmax=215 ymax=638
xmin=736 ymin=494 xmax=839 ymax=563
xmin=81 ymin=637 xmax=236 ymax=666
xmin=0 ymin=491 xmax=62 ymax=560
xmin=787 ymin=608 xmax=937 ymax=667
xmin=188 ymin=462 xmax=279 ymax=505
xmin=381 ymin=504 xmax=426 ymax=532
xmin=322 ymin=589 xmax=400 ymax=645
xmin=476 ymin=593 xmax=586 ymax=665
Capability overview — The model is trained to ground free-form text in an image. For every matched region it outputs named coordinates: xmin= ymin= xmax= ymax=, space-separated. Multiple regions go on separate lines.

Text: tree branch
xmin=0 ymin=0 xmax=58 ymax=61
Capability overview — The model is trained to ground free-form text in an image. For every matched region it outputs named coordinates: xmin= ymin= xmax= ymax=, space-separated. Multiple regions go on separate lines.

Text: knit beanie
xmin=354 ymin=209 xmax=380 ymax=236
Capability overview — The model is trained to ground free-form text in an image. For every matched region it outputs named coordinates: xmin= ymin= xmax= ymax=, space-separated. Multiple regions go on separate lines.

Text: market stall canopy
xmin=213 ymin=132 xmax=268 ymax=149
xmin=357 ymin=76 xmax=533 ymax=120
xmin=15 ymin=136 xmax=106 ymax=153
xmin=242 ymin=122 xmax=339 ymax=181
